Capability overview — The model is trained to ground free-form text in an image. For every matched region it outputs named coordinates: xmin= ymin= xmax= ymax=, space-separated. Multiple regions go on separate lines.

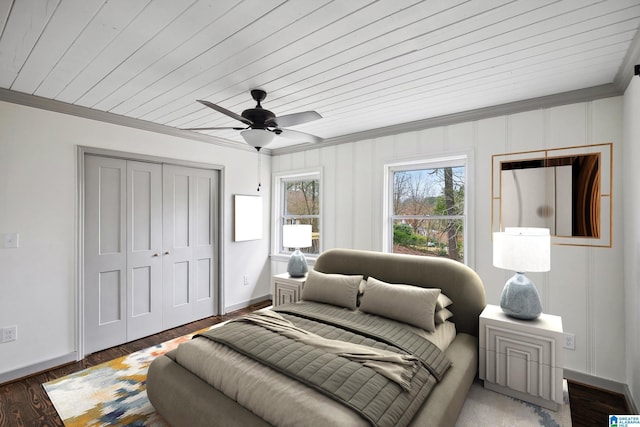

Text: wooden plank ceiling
xmin=1 ymin=0 xmax=639 ymax=151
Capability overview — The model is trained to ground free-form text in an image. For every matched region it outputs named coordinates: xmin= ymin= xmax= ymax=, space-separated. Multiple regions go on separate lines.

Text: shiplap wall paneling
xmin=271 ymin=97 xmax=626 ymax=384
xmin=353 ymin=139 xmax=375 ymax=250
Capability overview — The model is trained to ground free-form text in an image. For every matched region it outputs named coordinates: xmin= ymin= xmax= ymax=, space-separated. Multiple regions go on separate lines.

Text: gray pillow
xmin=301 ymin=270 xmax=363 ymax=310
xmin=359 ymin=277 xmax=441 ymax=332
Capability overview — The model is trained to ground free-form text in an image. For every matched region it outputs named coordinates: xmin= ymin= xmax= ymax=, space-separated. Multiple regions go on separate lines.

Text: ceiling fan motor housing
xmin=242 ymin=89 xmax=276 ymax=128
xmin=241 ymin=108 xmax=276 ymax=129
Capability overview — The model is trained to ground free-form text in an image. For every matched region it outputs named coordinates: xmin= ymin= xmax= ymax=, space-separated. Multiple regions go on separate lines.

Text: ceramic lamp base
xmin=287 ymin=249 xmax=308 ymax=277
xmin=500 ymin=272 xmax=542 ymax=320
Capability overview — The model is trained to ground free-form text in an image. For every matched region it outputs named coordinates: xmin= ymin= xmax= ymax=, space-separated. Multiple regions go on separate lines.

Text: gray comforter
xmin=196 ymin=302 xmax=451 ymax=427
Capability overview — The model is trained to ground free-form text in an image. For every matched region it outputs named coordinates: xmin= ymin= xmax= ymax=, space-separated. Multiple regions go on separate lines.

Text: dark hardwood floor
xmin=0 ymin=299 xmax=633 ymax=426
xmin=567 ymin=380 xmax=633 ymax=427
xmin=0 ymin=300 xmax=271 ymax=427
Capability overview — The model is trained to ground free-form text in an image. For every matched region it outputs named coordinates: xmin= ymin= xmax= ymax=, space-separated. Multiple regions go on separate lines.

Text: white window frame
xmin=272 ymin=167 xmax=323 ymax=259
xmin=383 ymin=152 xmax=473 ymax=266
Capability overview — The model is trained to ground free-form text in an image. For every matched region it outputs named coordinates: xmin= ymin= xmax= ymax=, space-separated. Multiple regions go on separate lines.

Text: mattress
xmin=175 ymin=317 xmax=456 ymax=427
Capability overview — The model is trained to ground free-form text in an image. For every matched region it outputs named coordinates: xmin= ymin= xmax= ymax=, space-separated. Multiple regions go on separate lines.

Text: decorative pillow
xmin=359 ymin=276 xmax=441 ymax=332
xmin=435 ymin=308 xmax=453 ymax=325
xmin=301 ymin=270 xmax=363 ymax=310
xmin=436 ymin=293 xmax=453 ymax=311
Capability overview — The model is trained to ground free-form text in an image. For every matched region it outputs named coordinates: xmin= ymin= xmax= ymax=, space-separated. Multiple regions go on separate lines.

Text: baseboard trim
xmin=0 ymin=351 xmax=77 ymax=385
xmin=564 ymin=369 xmax=638 ymax=413
xmin=224 ymin=295 xmax=271 ymax=314
xmin=625 ymin=384 xmax=640 ymax=414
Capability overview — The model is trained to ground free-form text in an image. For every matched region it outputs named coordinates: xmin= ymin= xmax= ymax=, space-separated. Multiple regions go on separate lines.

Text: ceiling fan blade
xmin=182 ymin=126 xmax=246 ymax=131
xmin=270 ymin=111 xmax=321 ymax=127
xmin=278 ymin=129 xmax=323 ymax=144
xmin=197 ymin=99 xmax=253 ymax=125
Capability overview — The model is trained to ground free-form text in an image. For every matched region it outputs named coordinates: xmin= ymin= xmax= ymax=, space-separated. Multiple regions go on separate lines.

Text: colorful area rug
xmin=42 ymin=330 xmax=202 ymax=427
xmin=44 ymin=332 xmax=571 ymax=427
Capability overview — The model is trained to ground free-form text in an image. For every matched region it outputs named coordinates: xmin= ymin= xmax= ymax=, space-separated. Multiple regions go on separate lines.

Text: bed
xmin=147 ymin=248 xmax=486 ymax=427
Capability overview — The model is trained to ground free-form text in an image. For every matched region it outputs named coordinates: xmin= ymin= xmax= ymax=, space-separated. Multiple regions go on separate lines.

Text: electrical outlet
xmin=2 ymin=325 xmax=17 ymax=343
xmin=2 ymin=232 xmax=19 ymax=248
xmin=243 ymin=275 xmax=250 ymax=286
xmin=564 ymin=332 xmax=575 ymax=350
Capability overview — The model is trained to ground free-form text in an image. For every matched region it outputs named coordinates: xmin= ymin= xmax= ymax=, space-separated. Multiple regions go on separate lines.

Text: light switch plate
xmin=2 ymin=233 xmax=19 ymax=248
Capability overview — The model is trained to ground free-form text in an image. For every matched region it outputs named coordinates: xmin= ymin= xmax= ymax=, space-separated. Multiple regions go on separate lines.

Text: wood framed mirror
xmin=492 ymin=143 xmax=612 ymax=247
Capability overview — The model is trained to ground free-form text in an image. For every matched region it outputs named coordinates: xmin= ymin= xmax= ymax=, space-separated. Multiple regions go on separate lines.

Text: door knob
xmin=152 ymin=253 xmax=160 ymax=257
xmin=164 ymin=251 xmax=170 ymax=255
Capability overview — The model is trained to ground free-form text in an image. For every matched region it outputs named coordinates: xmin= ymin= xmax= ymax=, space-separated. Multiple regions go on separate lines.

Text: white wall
xmin=272 ymin=97 xmax=627 ymax=383
xmin=1 ymin=93 xmax=634 ymax=392
xmin=0 ymin=101 xmax=271 ymax=379
xmin=623 ymin=75 xmax=640 ymax=408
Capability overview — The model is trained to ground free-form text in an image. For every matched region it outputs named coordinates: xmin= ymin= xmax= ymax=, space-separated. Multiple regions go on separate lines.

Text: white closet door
xmin=192 ymin=167 xmax=218 ymax=320
xmin=162 ymin=165 xmax=217 ymax=329
xmin=126 ymin=161 xmax=163 ymax=341
xmin=84 ymin=155 xmax=218 ymax=354
xmin=84 ymin=155 xmax=127 ymax=354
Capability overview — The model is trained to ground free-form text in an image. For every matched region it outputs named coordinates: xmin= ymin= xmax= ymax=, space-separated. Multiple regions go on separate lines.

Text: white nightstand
xmin=479 ymin=304 xmax=564 ymax=411
xmin=272 ymin=273 xmax=307 ymax=306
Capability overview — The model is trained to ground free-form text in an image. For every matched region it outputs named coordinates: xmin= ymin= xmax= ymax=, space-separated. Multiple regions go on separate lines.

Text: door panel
xmin=197 ymin=258 xmax=211 ymax=300
xmin=197 ymin=176 xmax=211 ymax=245
xmin=173 ymin=174 xmax=190 ymax=248
xmin=131 ymin=169 xmax=152 ymax=251
xmin=126 ymin=161 xmax=162 ymax=341
xmin=98 ymin=166 xmax=123 ymax=254
xmin=99 ymin=270 xmax=122 ymax=324
xmin=84 ymin=155 xmax=127 ymax=354
xmin=173 ymin=261 xmax=190 ymax=306
xmin=162 ymin=166 xmax=194 ymax=328
xmin=131 ymin=266 xmax=151 ymax=316
xmin=162 ymin=165 xmax=217 ymax=329
xmin=191 ymin=168 xmax=218 ymax=320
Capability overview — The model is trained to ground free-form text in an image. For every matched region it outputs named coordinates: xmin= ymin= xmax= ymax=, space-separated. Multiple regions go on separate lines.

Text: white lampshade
xmin=493 ymin=227 xmax=550 ymax=272
xmin=241 ymin=129 xmax=275 ymax=148
xmin=283 ymin=224 xmax=312 ymax=249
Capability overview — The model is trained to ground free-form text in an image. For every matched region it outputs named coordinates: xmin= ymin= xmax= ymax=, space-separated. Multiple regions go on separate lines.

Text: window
xmin=274 ymin=170 xmax=321 ymax=255
xmin=385 ymin=156 xmax=467 ymax=263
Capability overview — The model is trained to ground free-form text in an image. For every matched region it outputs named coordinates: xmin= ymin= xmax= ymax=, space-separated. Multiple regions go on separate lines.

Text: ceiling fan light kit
xmin=184 ymin=89 xmax=323 ymax=150
xmin=240 ymin=129 xmax=275 ymax=149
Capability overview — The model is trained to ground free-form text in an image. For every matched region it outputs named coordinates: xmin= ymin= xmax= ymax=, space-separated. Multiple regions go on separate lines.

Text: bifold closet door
xmin=162 ymin=165 xmax=218 ymax=330
xmin=126 ymin=160 xmax=163 ymax=342
xmin=84 ymin=156 xmax=128 ymax=354
xmin=84 ymin=156 xmax=218 ymax=354
xmin=84 ymin=156 xmax=163 ymax=354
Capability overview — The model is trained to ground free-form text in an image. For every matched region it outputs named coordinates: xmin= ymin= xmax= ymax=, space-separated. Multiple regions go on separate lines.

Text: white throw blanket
xmin=230 ymin=310 xmax=420 ymax=390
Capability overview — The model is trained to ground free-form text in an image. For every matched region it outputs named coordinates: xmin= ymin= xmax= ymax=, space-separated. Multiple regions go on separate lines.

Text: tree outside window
xmin=390 ymin=163 xmax=465 ymax=262
xmin=281 ymin=177 xmax=320 ymax=254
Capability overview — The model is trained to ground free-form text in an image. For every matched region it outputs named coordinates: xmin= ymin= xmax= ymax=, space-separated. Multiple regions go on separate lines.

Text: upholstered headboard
xmin=313 ymin=248 xmax=486 ymax=337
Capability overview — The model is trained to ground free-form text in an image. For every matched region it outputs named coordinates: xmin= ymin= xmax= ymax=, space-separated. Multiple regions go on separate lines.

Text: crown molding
xmin=271 ymin=84 xmax=621 ymax=156
xmin=0 ymin=88 xmax=268 ymax=155
xmin=0 ymin=84 xmax=621 ymax=158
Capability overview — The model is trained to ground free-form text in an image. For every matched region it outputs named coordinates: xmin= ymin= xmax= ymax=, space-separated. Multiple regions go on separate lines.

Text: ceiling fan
xmin=183 ymin=89 xmax=323 ymax=150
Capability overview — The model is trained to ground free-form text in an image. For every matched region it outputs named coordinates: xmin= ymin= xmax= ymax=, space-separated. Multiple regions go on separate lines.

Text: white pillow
xmin=359 ymin=276 xmax=441 ymax=332
xmin=436 ymin=293 xmax=453 ymax=311
xmin=301 ymin=270 xmax=363 ymax=310
xmin=435 ymin=308 xmax=453 ymax=325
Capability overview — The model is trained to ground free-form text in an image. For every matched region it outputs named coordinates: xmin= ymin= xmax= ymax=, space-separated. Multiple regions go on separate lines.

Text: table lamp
xmin=493 ymin=227 xmax=550 ymax=320
xmin=283 ymin=224 xmax=312 ymax=277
